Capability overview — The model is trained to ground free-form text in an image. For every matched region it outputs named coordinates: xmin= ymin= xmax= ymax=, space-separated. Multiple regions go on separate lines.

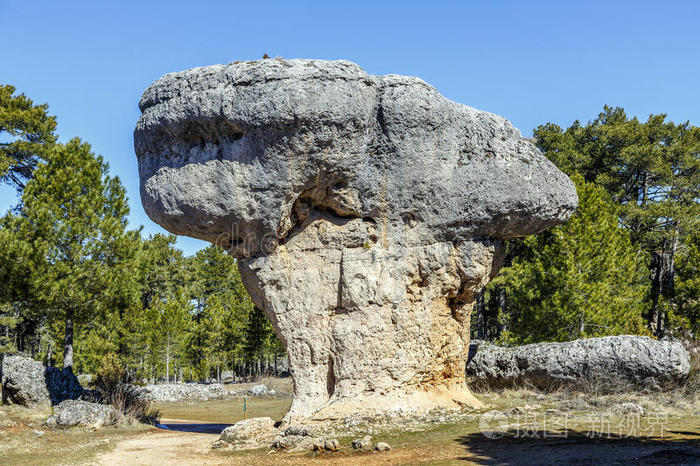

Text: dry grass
xmin=0 ymin=404 xmax=150 ymax=465
xmin=107 ymin=383 xmax=161 ymax=424
xmin=154 ymin=397 xmax=292 ymax=424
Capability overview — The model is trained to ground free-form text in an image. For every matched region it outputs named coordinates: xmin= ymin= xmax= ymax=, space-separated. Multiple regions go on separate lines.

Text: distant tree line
xmin=1 ymin=88 xmax=698 ymax=382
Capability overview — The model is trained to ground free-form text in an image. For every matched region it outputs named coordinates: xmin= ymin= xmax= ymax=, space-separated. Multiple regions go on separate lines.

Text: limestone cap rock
xmin=135 ymin=59 xmax=577 ymax=255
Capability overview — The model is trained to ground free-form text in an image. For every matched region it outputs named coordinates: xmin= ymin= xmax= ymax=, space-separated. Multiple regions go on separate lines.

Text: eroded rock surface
xmin=1 ymin=354 xmax=84 ymax=407
xmin=213 ymin=417 xmax=278 ymax=450
xmin=466 ymin=336 xmax=691 ymax=391
xmin=45 ymin=400 xmax=119 ymax=429
xmin=134 ymin=59 xmax=577 ymax=418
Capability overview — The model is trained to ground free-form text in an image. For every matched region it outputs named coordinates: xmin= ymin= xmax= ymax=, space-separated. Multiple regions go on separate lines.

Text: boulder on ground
xmin=466 ymin=335 xmax=690 ymax=391
xmin=352 ymin=435 xmax=373 ymax=451
xmin=375 ymin=442 xmax=391 ymax=451
xmin=135 ymin=58 xmax=578 ymax=418
xmin=271 ymin=424 xmax=333 ymax=452
xmin=1 ymin=354 xmax=51 ymax=406
xmin=214 ymin=417 xmax=278 ymax=450
xmin=248 ymin=384 xmax=268 ymax=396
xmin=1 ymin=354 xmax=83 ymax=407
xmin=45 ymin=400 xmax=119 ymax=428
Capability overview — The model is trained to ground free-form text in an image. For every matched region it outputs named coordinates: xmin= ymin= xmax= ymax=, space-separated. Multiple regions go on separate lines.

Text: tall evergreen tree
xmin=20 ymin=138 xmax=137 ymax=370
xmin=493 ymin=175 xmax=649 ymax=343
xmin=534 ymin=107 xmax=700 ymax=335
xmin=0 ymin=85 xmax=57 ymax=192
xmin=674 ymin=227 xmax=700 ymax=335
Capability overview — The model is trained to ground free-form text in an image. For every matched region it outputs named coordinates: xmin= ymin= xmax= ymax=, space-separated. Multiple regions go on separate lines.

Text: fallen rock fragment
xmin=374 ymin=442 xmax=391 ymax=452
xmin=215 ymin=417 xmax=278 ymax=450
xmin=352 ymin=435 xmax=373 ymax=451
xmin=467 ymin=336 xmax=690 ymax=391
xmin=45 ymin=400 xmax=119 ymax=429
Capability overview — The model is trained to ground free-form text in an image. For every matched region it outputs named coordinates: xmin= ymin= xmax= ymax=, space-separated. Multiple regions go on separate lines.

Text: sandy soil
xmin=94 ymin=420 xmax=221 ymax=466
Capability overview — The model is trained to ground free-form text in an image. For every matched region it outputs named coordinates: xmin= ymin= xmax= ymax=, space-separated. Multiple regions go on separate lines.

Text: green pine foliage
xmin=534 ymin=107 xmax=700 ymax=336
xmin=0 ymin=85 xmax=57 ymax=191
xmin=493 ymin=175 xmax=649 ymax=343
xmin=19 ymin=138 xmax=139 ymax=369
xmin=673 ymin=228 xmax=700 ymax=335
xmin=0 ymin=307 xmax=17 ymax=356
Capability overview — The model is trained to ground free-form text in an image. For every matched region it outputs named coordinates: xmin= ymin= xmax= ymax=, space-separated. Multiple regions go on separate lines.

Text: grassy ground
xmin=154 ymin=396 xmax=292 ymax=424
xmin=211 ymin=387 xmax=700 ymax=465
xmin=0 ymin=404 xmax=151 ymax=465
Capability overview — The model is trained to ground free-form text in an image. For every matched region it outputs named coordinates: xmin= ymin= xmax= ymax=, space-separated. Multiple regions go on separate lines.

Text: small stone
xmin=32 ymin=430 xmax=45 ymax=437
xmin=324 ymin=438 xmax=340 ymax=452
xmin=374 ymin=442 xmax=391 ymax=452
xmin=352 ymin=435 xmax=373 ymax=451
xmin=615 ymin=402 xmax=645 ymax=416
xmin=283 ymin=425 xmax=311 ymax=437
xmin=312 ymin=438 xmax=325 ymax=452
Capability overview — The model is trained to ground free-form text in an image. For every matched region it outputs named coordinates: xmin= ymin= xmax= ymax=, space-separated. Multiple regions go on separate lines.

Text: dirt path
xmin=94 ymin=420 xmax=223 ymax=466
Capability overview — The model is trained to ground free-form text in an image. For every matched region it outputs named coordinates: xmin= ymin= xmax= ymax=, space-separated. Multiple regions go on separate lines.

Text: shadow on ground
xmin=456 ymin=430 xmax=700 ymax=465
xmin=156 ymin=422 xmax=231 ymax=434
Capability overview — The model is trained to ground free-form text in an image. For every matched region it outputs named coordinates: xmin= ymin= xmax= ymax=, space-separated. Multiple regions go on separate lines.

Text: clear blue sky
xmin=2 ymin=0 xmax=698 ymax=255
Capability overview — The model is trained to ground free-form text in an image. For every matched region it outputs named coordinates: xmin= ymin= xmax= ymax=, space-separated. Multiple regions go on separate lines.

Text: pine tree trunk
xmin=63 ymin=309 xmax=75 ymax=371
xmin=166 ymin=338 xmax=170 ymax=383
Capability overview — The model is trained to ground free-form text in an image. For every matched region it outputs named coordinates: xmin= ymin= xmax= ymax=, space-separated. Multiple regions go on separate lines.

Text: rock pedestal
xmin=134 ymin=59 xmax=577 ymax=419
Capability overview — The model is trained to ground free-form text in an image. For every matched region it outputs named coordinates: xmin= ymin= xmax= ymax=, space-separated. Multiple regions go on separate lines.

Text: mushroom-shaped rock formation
xmin=135 ymin=59 xmax=577 ymax=419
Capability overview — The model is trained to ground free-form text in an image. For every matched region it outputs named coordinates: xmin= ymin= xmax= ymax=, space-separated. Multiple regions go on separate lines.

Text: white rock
xmin=134 ymin=58 xmax=577 ymax=419
xmin=217 ymin=417 xmax=277 ymax=450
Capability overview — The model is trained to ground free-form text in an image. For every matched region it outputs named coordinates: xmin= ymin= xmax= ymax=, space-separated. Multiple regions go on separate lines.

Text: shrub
xmin=94 ymin=353 xmax=159 ymax=424
xmin=105 ymin=383 xmax=160 ymax=425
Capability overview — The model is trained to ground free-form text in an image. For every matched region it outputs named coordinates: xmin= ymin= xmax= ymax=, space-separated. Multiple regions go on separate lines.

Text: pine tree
xmin=534 ymin=107 xmax=699 ymax=336
xmin=673 ymin=227 xmax=700 ymax=335
xmin=493 ymin=175 xmax=649 ymax=343
xmin=0 ymin=85 xmax=57 ymax=191
xmin=145 ymin=292 xmax=191 ymax=383
xmin=0 ymin=305 xmax=17 ymax=357
xmin=20 ymin=138 xmax=137 ymax=370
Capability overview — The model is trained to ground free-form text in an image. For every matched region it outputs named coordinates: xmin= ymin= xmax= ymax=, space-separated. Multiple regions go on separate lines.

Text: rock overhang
xmin=134 ymin=58 xmax=577 ymax=257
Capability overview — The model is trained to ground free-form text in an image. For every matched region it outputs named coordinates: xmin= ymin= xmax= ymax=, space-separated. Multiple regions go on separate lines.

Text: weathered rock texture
xmin=1 ymin=354 xmax=83 ymax=407
xmin=134 ymin=59 xmax=577 ymax=418
xmin=45 ymin=400 xmax=119 ymax=429
xmin=466 ymin=336 xmax=691 ymax=391
xmin=213 ymin=417 xmax=278 ymax=450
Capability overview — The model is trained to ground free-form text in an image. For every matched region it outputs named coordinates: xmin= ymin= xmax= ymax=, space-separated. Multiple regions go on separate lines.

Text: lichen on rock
xmin=134 ymin=58 xmax=577 ymax=419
